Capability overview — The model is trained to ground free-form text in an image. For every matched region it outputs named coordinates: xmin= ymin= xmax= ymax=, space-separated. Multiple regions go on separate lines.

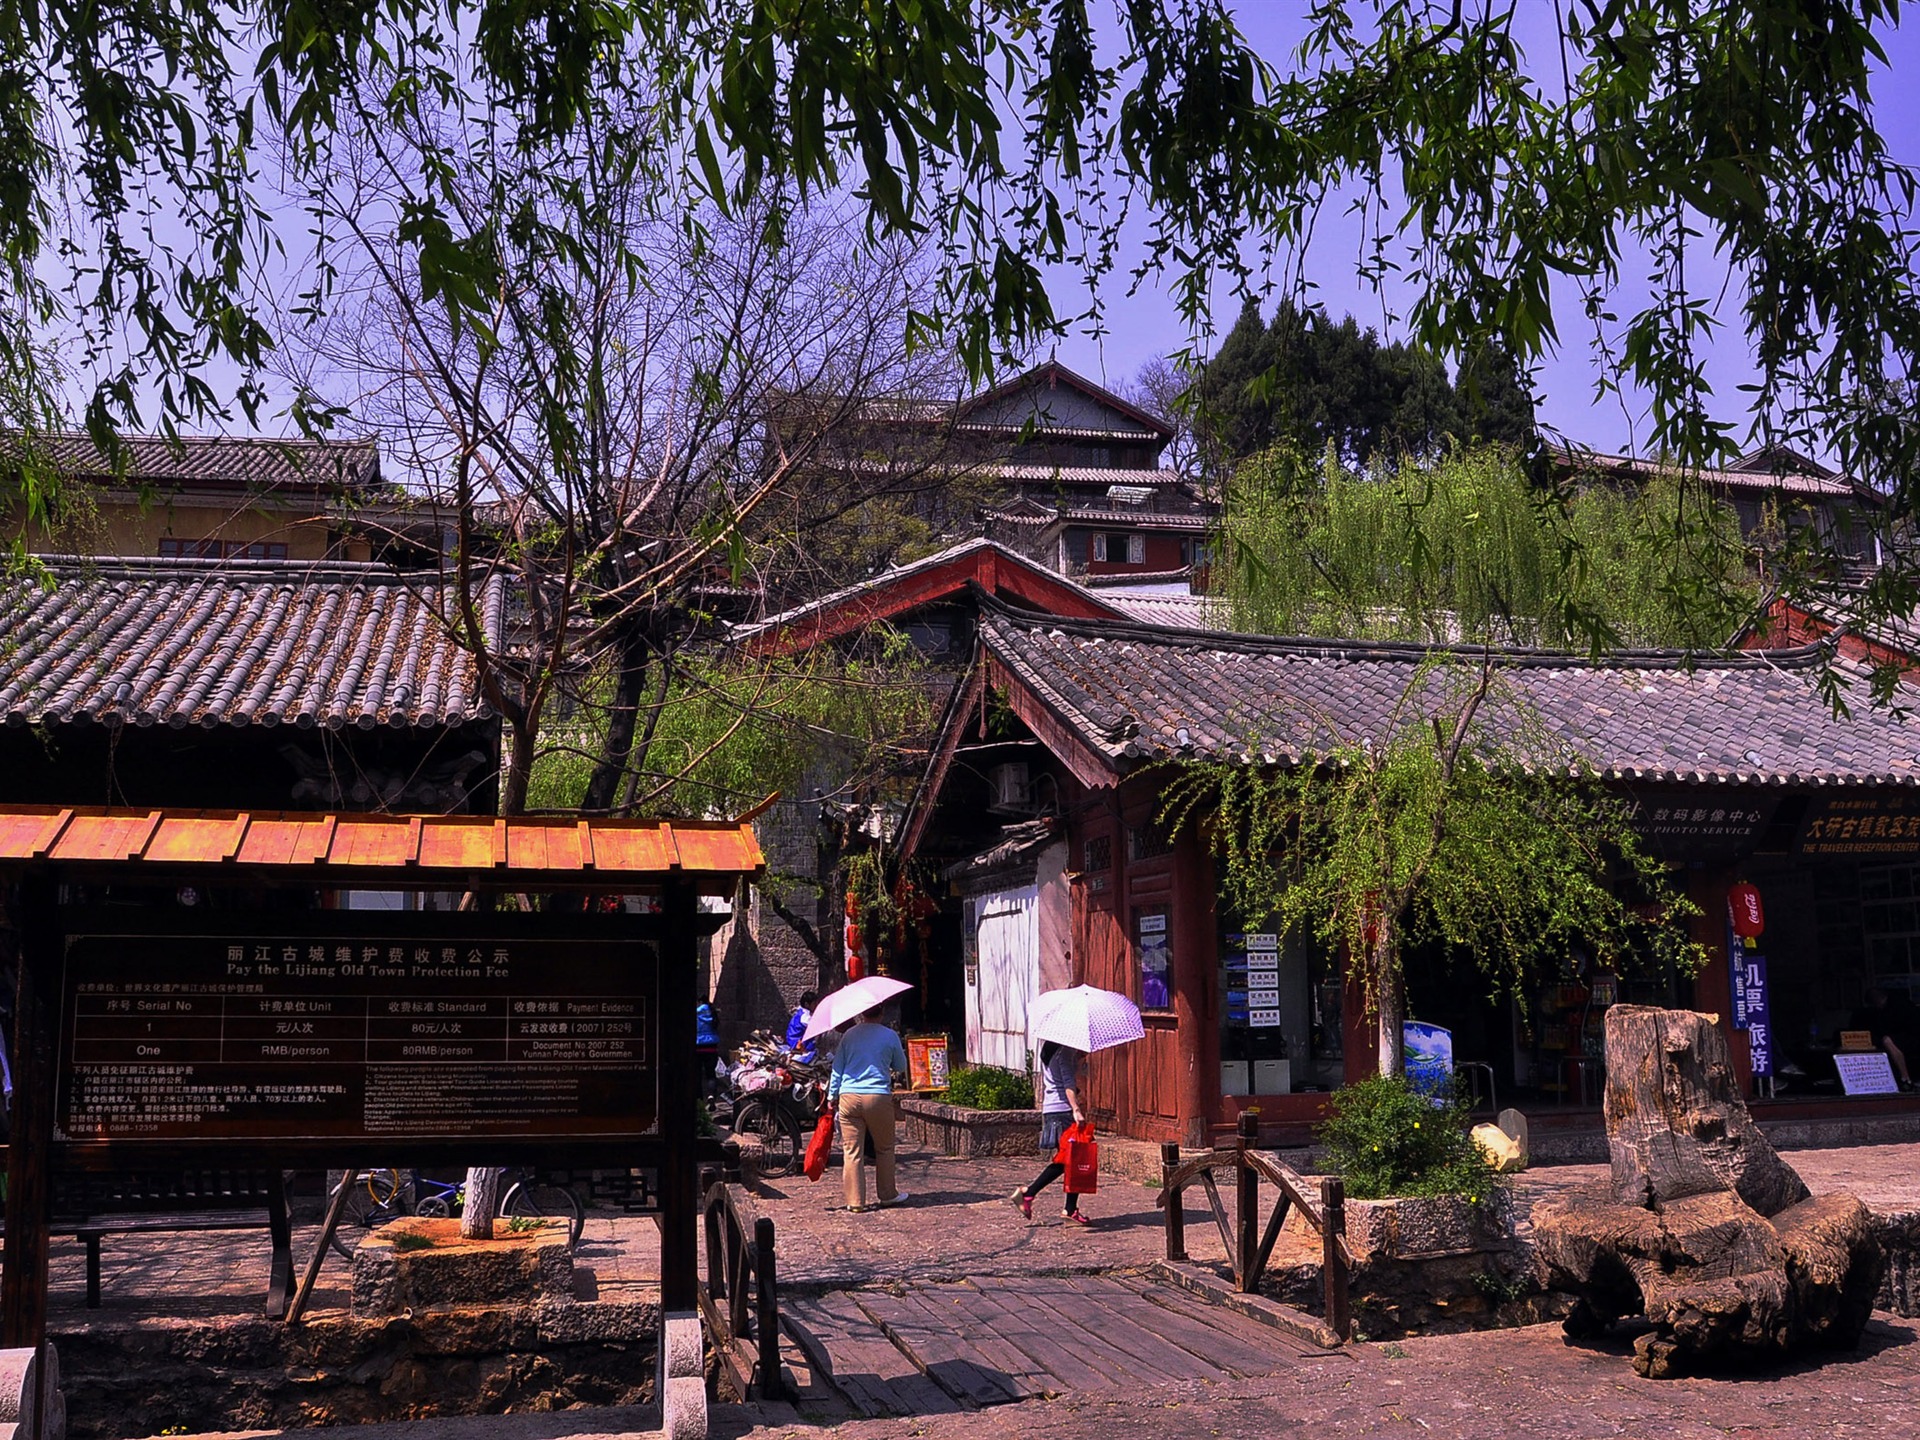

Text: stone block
xmin=896 ymin=1098 xmax=1042 ymax=1158
xmin=659 ymin=1312 xmax=705 ymax=1440
xmin=350 ymin=1218 xmax=574 ymax=1317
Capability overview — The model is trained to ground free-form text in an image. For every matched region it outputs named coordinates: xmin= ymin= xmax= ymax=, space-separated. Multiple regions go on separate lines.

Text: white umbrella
xmin=801 ymin=975 xmax=914 ymax=1043
xmin=1029 ymin=985 xmax=1146 ymax=1053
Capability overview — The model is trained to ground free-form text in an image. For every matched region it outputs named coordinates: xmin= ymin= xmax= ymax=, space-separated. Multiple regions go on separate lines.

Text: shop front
xmin=905 ymin=601 xmax=1920 ymax=1145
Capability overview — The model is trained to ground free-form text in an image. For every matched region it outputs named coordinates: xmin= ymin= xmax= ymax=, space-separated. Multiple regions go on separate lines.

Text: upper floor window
xmin=159 ymin=538 xmax=289 ymax=560
xmin=1092 ymin=532 xmax=1145 ymax=564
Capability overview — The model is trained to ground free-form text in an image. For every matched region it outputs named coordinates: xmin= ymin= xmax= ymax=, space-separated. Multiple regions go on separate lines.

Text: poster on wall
xmin=1137 ymin=910 xmax=1171 ymax=1009
xmin=906 ymin=1035 xmax=951 ymax=1092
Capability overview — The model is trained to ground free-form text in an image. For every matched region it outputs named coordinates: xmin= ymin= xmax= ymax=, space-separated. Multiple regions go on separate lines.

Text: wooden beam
xmin=2 ymin=875 xmax=57 ymax=1364
xmin=658 ymin=881 xmax=700 ymax=1312
xmin=897 ymin=656 xmax=988 ymax=864
xmin=987 ymin=658 xmax=1121 ymax=792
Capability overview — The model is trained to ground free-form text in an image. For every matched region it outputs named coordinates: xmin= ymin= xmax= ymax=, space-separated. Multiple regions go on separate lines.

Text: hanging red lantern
xmin=1728 ymin=882 xmax=1765 ymax=939
xmin=844 ymin=891 xmax=867 ymax=981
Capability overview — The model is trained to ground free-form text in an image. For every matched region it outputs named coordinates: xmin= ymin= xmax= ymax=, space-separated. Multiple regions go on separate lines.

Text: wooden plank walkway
xmin=784 ymin=1273 xmax=1328 ymax=1420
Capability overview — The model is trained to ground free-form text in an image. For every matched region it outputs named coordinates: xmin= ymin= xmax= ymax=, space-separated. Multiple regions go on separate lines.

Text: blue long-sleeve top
xmin=826 ymin=1021 xmax=907 ymax=1105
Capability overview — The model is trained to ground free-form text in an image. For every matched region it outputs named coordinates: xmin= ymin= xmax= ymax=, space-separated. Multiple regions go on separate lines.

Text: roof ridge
xmin=22 ymin=554 xmax=441 ymax=581
xmin=975 ymin=590 xmax=1831 ymax=672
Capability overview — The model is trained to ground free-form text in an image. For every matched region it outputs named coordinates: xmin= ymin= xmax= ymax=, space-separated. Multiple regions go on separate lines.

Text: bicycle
xmin=325 ymin=1167 xmax=585 ymax=1258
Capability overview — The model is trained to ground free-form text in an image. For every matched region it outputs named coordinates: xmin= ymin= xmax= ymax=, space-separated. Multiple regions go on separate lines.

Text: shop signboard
xmin=1625 ymin=788 xmax=1777 ymax=861
xmin=54 ymin=926 xmax=658 ymax=1156
xmin=1795 ymin=794 xmax=1920 ymax=858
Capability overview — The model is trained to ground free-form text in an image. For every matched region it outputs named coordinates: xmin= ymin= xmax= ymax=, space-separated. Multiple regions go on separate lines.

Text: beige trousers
xmin=837 ymin=1092 xmax=898 ymax=1209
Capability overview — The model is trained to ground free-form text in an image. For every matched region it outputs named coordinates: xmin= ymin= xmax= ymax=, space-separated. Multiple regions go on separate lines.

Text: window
xmin=159 ymin=538 xmax=289 ymax=560
xmin=1129 ymin=818 xmax=1174 ymax=861
xmin=1083 ymin=834 xmax=1112 ymax=872
xmin=1091 ymin=532 xmax=1144 ymax=564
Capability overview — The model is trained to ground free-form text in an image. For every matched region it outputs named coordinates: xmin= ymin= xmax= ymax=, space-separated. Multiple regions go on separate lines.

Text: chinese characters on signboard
xmin=1795 ymin=795 xmax=1920 ymax=857
xmin=1729 ymin=933 xmax=1772 ymax=1080
xmin=57 ymin=930 xmax=658 ymax=1152
xmin=1626 ymin=790 xmax=1777 ymax=861
xmin=1222 ymin=933 xmax=1281 ymax=1030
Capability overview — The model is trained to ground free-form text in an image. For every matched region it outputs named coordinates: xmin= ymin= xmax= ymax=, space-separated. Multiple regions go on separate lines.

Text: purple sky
xmin=1046 ymin=8 xmax=1920 ymax=460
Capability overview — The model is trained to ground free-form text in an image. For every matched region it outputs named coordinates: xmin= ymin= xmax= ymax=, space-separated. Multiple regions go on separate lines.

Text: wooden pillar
xmin=1686 ymin=867 xmax=1749 ymax=1093
xmin=3 ymin=874 xmax=57 ymax=1356
xmin=659 ymin=881 xmax=700 ymax=1312
xmin=1234 ymin=1110 xmax=1259 ymax=1291
xmin=1160 ymin=1141 xmax=1186 ymax=1262
xmin=1341 ymin=965 xmax=1374 ymax=1086
xmin=1171 ymin=830 xmax=1216 ymax=1148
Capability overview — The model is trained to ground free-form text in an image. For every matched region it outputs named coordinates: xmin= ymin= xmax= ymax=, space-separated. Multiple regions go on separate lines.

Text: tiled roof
xmin=0 ymin=557 xmax=501 ymax=729
xmin=6 ymin=433 xmax=381 ymax=493
xmin=0 ymin=806 xmax=763 ymax=887
xmin=1099 ymin=591 xmax=1224 ymax=628
xmin=976 ymin=604 xmax=1920 ymax=786
xmin=1549 ymin=442 xmax=1864 ymax=501
xmin=993 ymin=464 xmax=1186 ymax=486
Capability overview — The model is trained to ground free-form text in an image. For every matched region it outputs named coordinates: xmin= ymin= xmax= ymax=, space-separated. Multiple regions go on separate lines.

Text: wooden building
xmin=903 ymin=599 xmax=1920 ymax=1145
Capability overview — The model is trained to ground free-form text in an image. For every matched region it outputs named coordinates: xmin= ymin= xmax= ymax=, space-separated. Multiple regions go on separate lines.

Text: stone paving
xmin=67 ymin=1142 xmax=1920 ymax=1439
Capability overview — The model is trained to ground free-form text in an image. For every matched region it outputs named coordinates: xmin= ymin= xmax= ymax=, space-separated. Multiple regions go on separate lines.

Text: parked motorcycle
xmin=728 ymin=1030 xmax=827 ymax=1178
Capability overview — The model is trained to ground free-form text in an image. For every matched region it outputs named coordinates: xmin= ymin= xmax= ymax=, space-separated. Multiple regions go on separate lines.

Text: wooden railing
xmin=698 ymin=1168 xmax=788 ymax=1402
xmin=1157 ymin=1111 xmax=1353 ymax=1341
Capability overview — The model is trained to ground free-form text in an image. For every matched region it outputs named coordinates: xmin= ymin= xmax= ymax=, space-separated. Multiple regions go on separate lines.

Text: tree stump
xmin=1534 ymin=1006 xmax=1883 ymax=1377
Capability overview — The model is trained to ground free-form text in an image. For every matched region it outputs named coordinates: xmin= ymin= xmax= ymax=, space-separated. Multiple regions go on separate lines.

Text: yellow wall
xmin=13 ymin=492 xmax=372 ymax=562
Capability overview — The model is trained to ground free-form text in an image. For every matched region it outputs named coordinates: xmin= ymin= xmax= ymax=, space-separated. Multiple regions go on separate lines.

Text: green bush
xmin=1318 ymin=1073 xmax=1502 ymax=1203
xmin=941 ymin=1065 xmax=1035 ymax=1111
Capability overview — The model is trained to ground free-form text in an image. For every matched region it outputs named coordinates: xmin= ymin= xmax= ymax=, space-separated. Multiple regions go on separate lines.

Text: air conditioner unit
xmin=987 ymin=762 xmax=1031 ymax=814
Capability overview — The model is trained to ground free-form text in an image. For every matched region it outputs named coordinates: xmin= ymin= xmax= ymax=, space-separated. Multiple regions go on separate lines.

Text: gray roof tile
xmin=0 ymin=558 xmax=499 ymax=729
xmin=978 ymin=605 xmax=1920 ymax=786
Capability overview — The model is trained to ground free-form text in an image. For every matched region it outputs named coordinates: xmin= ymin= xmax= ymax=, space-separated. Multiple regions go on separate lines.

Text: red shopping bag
xmin=802 ymin=1111 xmax=836 ymax=1182
xmin=1061 ymin=1122 xmax=1099 ymax=1195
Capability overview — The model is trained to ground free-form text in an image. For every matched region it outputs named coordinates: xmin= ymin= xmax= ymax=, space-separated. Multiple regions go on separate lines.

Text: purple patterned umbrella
xmin=1028 ymin=985 xmax=1146 ymax=1053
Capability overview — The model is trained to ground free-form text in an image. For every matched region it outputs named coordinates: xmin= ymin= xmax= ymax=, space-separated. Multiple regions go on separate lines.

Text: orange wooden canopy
xmin=0 ymin=806 xmax=763 ymax=893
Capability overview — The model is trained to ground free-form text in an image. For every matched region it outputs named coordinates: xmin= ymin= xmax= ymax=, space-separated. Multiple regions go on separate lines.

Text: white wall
xmin=966 ymin=883 xmax=1040 ymax=1075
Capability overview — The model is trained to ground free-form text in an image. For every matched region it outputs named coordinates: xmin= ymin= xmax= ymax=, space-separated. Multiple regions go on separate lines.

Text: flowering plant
xmin=1318 ymin=1074 xmax=1501 ymax=1204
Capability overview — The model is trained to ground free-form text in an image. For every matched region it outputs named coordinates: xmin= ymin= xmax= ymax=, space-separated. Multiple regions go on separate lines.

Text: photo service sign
xmin=55 ymin=931 xmax=658 ymax=1151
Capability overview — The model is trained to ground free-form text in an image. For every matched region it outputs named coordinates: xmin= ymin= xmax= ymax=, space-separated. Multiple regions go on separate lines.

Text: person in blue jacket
xmin=785 ymin=990 xmax=820 ymax=1060
xmin=695 ymin=1000 xmax=722 ymax=1098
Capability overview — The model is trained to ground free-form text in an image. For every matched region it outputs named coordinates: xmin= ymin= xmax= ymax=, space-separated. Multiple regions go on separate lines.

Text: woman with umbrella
xmin=806 ymin=975 xmax=914 ymax=1213
xmin=1015 ymin=985 xmax=1145 ymax=1226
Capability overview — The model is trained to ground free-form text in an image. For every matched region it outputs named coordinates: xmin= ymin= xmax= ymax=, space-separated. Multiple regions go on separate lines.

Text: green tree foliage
xmin=524 ymin=633 xmax=934 ymax=819
xmin=1216 ymin=447 xmax=1757 ymax=651
xmin=1163 ymin=657 xmax=1705 ymax=1077
xmin=1197 ymin=300 xmax=1536 ymax=469
xmin=8 ymin=3 xmax=1915 ymax=523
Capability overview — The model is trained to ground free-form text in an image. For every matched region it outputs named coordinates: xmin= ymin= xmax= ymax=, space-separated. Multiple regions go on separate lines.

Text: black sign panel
xmin=1624 ymin=788 xmax=1778 ymax=862
xmin=55 ymin=930 xmax=658 ymax=1152
xmin=1795 ymin=793 xmax=1920 ymax=858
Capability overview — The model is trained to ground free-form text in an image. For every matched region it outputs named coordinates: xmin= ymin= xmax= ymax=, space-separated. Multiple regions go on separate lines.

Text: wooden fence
xmin=1157 ymin=1111 xmax=1353 ymax=1341
xmin=698 ymin=1168 xmax=788 ymax=1402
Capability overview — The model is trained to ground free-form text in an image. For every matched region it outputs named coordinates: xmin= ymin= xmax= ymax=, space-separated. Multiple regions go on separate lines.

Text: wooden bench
xmin=56 ymin=1170 xmax=293 ymax=1317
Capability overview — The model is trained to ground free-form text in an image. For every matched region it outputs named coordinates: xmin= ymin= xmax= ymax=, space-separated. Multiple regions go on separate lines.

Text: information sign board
xmin=55 ymin=928 xmax=658 ymax=1152
xmin=1836 ymin=1050 xmax=1900 ymax=1096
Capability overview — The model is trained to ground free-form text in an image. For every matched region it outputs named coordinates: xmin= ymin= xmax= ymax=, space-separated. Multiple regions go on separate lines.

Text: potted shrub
xmin=896 ymin=1065 xmax=1039 ymax=1158
xmin=1319 ymin=1074 xmax=1510 ymax=1259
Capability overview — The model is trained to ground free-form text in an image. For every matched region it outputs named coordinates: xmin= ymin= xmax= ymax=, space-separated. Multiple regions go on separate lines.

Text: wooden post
xmin=753 ymin=1216 xmax=785 ymax=1401
xmin=1234 ymin=1110 xmax=1259 ymax=1292
xmin=659 ymin=881 xmax=700 ymax=1312
xmin=701 ymin=1167 xmax=725 ymax=1301
xmin=1320 ymin=1175 xmax=1350 ymax=1341
xmin=1160 ymin=1141 xmax=1185 ymax=1262
xmin=3 ymin=876 xmax=57 ymax=1358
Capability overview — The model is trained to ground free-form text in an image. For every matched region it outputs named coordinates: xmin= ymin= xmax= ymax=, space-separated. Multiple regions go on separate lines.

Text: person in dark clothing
xmin=1851 ymin=986 xmax=1916 ymax=1088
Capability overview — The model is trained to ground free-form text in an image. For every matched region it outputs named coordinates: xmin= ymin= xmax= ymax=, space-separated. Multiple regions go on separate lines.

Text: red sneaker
xmin=1063 ymin=1210 xmax=1090 ymax=1226
xmin=1017 ymin=1194 xmax=1033 ymax=1220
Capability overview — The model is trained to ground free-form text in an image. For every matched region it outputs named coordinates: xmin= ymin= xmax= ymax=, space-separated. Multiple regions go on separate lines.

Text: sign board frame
xmin=905 ymin=1034 xmax=951 ymax=1093
xmin=48 ymin=910 xmax=668 ymax=1170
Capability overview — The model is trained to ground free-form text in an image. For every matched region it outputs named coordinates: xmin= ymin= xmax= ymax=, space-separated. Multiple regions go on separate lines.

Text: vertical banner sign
xmin=1742 ymin=954 xmax=1772 ymax=1079
xmin=1137 ymin=911 xmax=1171 ymax=1009
xmin=1729 ymin=929 xmax=1750 ymax=1027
